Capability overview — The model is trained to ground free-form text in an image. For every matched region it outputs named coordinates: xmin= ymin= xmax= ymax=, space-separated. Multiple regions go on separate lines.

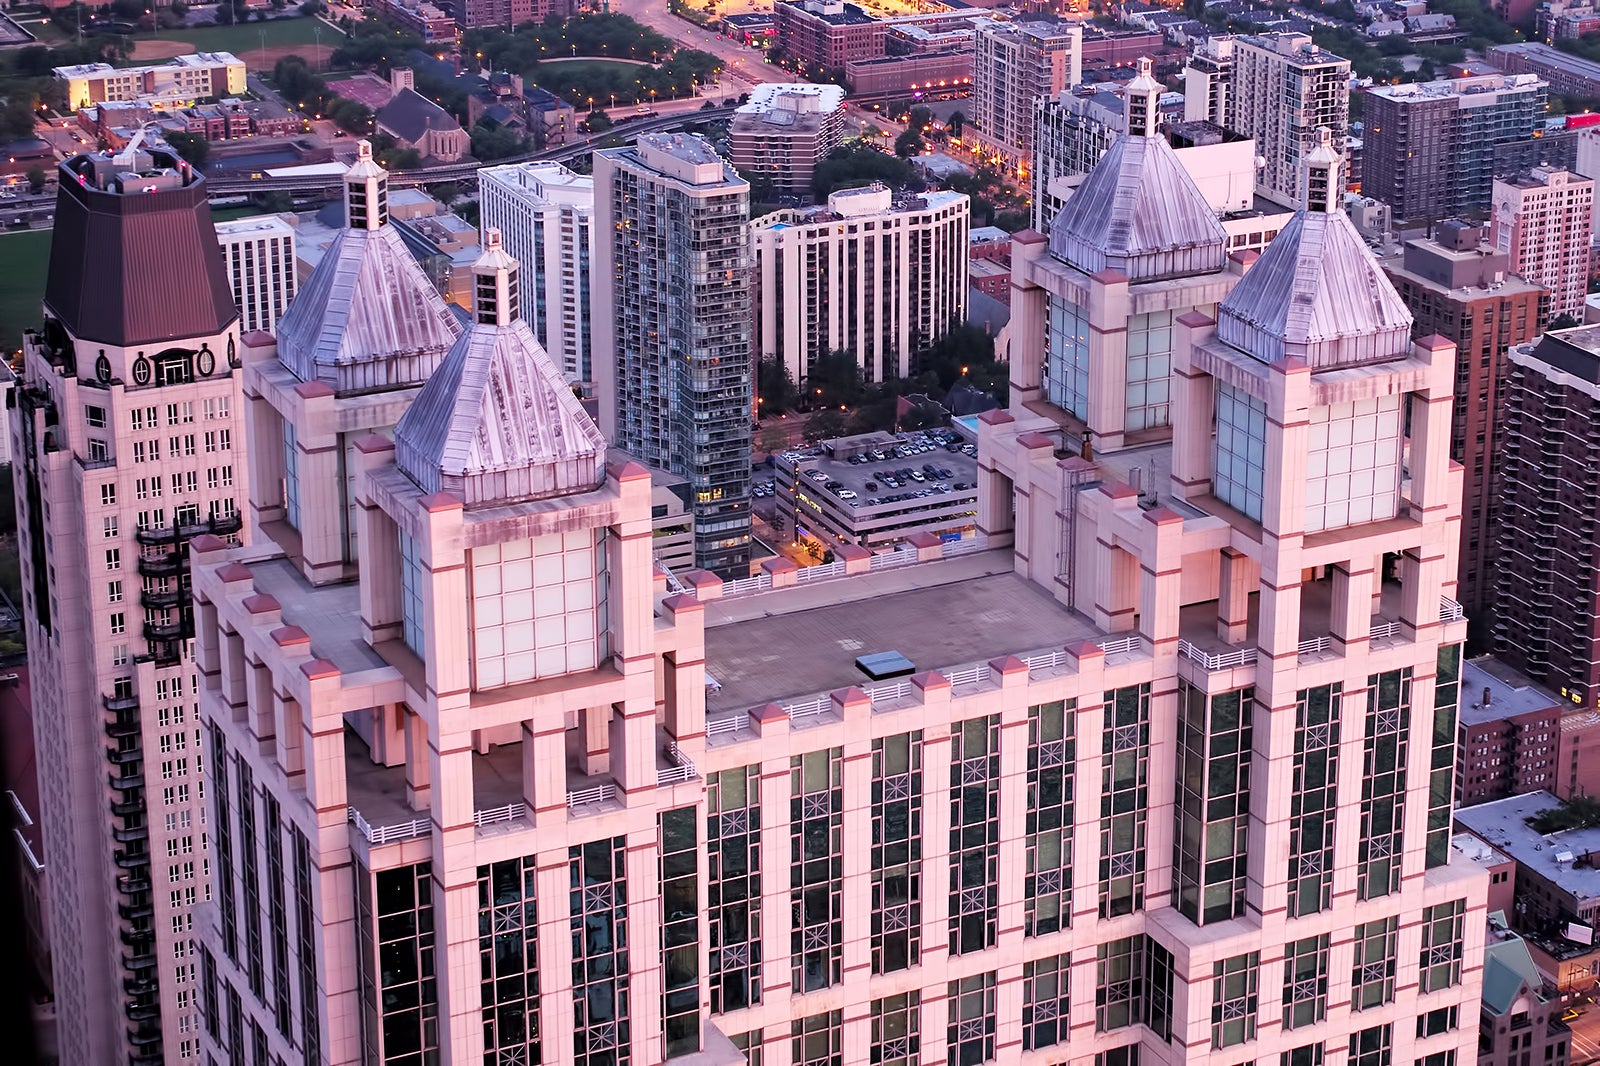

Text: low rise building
xmin=776 ymin=430 xmax=980 ymax=548
xmin=54 ymin=51 xmax=246 ymax=110
xmin=375 ymin=87 xmax=472 ymax=162
xmin=1491 ymin=41 xmax=1600 ymax=99
xmin=728 ymin=83 xmax=847 ymax=194
xmin=751 ymin=184 xmax=969 ymax=389
xmin=1479 ymin=920 xmax=1575 ymax=1066
xmin=376 ymin=0 xmax=458 ymax=42
xmin=1558 ymin=710 xmax=1600 ymax=800
xmin=844 ymin=50 xmax=971 ymax=98
xmin=774 ymin=0 xmax=885 ymax=70
xmin=1457 ymin=656 xmax=1564 ymax=807
xmin=1457 ymin=790 xmax=1600 ymax=933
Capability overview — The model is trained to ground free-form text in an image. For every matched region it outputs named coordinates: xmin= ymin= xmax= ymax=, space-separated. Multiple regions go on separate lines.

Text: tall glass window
xmin=1046 ymin=294 xmax=1090 ymax=419
xmin=1100 ymin=684 xmax=1150 ymax=917
xmin=1125 ymin=310 xmax=1173 ymax=431
xmin=1428 ymin=645 xmax=1462 ymax=868
xmin=283 ymin=422 xmax=300 ymax=530
xmin=1360 ymin=668 xmax=1412 ymax=900
xmin=570 ymin=837 xmax=631 ymax=1066
xmin=399 ymin=529 xmax=426 ymax=658
xmin=709 ymin=766 xmax=761 ymax=1014
xmin=1211 ymin=952 xmax=1259 ymax=1048
xmin=872 ymin=732 xmax=922 ymax=973
xmin=1174 ymin=683 xmax=1252 ymax=925
xmin=1289 ymin=683 xmax=1341 ymax=917
xmin=792 ymin=1011 xmax=841 ymax=1066
xmin=871 ymin=993 xmax=920 ymax=1066
xmin=947 ymin=973 xmax=996 ymax=1066
xmin=791 ymin=749 xmax=842 ymax=992
xmin=1420 ymin=900 xmax=1466 ymax=992
xmin=469 ymin=531 xmax=608 ymax=687
xmin=1352 ymin=916 xmax=1398 ymax=1011
xmin=950 ymin=715 xmax=999 ymax=955
xmin=659 ymin=808 xmax=700 ymax=1058
xmin=1283 ymin=935 xmax=1329 ymax=1030
xmin=1214 ymin=382 xmax=1267 ymax=521
xmin=477 ymin=856 xmax=542 ymax=1065
xmin=1026 ymin=700 xmax=1075 ymax=936
xmin=370 ymin=863 xmax=437 ymax=1065
xmin=1305 ymin=396 xmax=1402 ymax=533
xmin=1023 ymin=954 xmax=1070 ymax=1050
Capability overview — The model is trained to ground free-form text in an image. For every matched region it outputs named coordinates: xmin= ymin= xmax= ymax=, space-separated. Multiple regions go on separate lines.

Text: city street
xmin=606 ymin=0 xmax=800 ymax=92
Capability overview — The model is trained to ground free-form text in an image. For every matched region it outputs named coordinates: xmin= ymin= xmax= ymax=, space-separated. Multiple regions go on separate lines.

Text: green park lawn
xmin=143 ymin=16 xmax=331 ymax=56
xmin=0 ymin=228 xmax=51 ymax=354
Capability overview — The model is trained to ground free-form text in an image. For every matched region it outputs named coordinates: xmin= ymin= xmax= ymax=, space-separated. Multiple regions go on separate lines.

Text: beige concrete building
xmin=728 ymin=83 xmax=848 ymax=196
xmin=181 ymin=116 xmax=1484 ymax=1066
xmin=971 ymin=18 xmax=1083 ymax=172
xmin=1229 ymin=33 xmax=1350 ymax=208
xmin=1491 ymin=166 xmax=1595 ymax=321
xmin=11 ymin=143 xmax=250 ymax=1066
xmin=54 ymin=51 xmax=247 ymax=110
xmin=214 ymin=213 xmax=298 ymax=336
xmin=751 ymin=184 xmax=969 ymax=389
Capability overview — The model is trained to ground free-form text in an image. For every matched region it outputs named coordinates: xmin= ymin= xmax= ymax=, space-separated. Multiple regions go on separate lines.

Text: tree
xmin=298 ymin=0 xmax=324 ymax=12
xmin=457 ymin=200 xmax=480 ymax=227
xmin=582 ymin=109 xmax=613 ymax=133
xmin=947 ymin=110 xmax=965 ymax=137
xmin=1552 ymin=312 xmax=1582 ymax=330
xmin=165 ymin=131 xmax=210 ymax=166
xmin=171 ymin=1 xmax=189 ymax=14
xmin=25 ymin=166 xmax=47 ymax=194
xmin=758 ymin=357 xmax=799 ymax=414
xmin=803 ymin=408 xmax=849 ymax=443
xmin=469 ymin=121 xmax=526 ymax=162
xmin=807 ymin=350 xmax=865 ymax=409
xmin=894 ymin=128 xmax=924 ymax=158
xmin=428 ymin=181 xmax=460 ymax=204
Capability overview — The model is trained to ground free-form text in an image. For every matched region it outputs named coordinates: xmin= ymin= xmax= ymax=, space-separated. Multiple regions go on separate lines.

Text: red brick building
xmin=774 ymin=0 xmax=886 ymax=71
xmin=1456 ymin=656 xmax=1563 ymax=807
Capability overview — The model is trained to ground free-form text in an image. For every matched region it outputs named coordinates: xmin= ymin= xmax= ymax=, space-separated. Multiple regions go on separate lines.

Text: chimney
xmin=1484 ymin=686 xmax=1493 ymax=707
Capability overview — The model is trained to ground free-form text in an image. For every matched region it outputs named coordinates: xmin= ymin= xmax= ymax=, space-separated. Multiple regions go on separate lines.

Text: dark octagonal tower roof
xmin=44 ymin=145 xmax=238 ymax=348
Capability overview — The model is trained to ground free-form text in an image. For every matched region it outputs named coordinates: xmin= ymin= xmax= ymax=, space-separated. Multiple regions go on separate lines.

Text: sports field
xmin=128 ymin=16 xmax=335 ymax=70
xmin=0 ymin=228 xmax=50 ymax=353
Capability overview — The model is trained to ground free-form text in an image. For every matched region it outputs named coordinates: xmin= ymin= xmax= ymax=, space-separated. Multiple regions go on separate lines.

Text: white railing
xmin=868 ymin=546 xmax=920 ymax=572
xmin=657 ymin=742 xmax=699 ymax=786
xmin=796 ymin=560 xmax=846 ymax=583
xmin=1177 ymin=639 xmax=1259 ymax=671
xmin=707 ymin=714 xmax=748 ymax=738
xmin=944 ymin=537 xmax=987 ymax=557
xmin=474 ymin=803 xmax=527 ymax=829
xmin=866 ymin=679 xmax=912 ymax=705
xmin=347 ymin=806 xmax=429 ymax=846
xmin=786 ymin=695 xmax=831 ymax=724
xmin=1369 ymin=620 xmax=1401 ymax=642
xmin=1098 ymin=635 xmax=1144 ymax=657
xmin=1440 ymin=596 xmax=1465 ymax=622
xmin=721 ymin=574 xmax=771 ymax=597
xmin=567 ymin=783 xmax=616 ymax=809
xmin=1298 ymin=635 xmax=1332 ymax=657
xmin=1022 ymin=648 xmax=1070 ymax=675
xmin=944 ymin=663 xmax=987 ymax=687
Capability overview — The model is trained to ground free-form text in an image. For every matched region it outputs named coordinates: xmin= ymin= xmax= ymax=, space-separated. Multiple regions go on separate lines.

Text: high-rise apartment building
xmin=478 ymin=160 xmax=597 ymax=389
xmin=1031 ymin=86 xmax=1127 ymax=230
xmin=594 ymin=134 xmax=753 ymax=578
xmin=1182 ymin=34 xmax=1234 ymax=127
xmin=10 ymin=143 xmax=250 ymax=1066
xmin=187 ymin=121 xmax=1484 ymax=1066
xmin=971 ymin=18 xmax=1083 ymax=168
xmin=1491 ymin=166 xmax=1595 ymax=321
xmin=1363 ymin=74 xmax=1549 ymax=224
xmin=728 ymin=83 xmax=848 ymax=195
xmin=1380 ymin=219 xmax=1545 ymax=621
xmin=1229 ymin=33 xmax=1350 ymax=208
xmin=1494 ymin=324 xmax=1600 ymax=703
xmin=214 ymin=214 xmax=298 ymax=335
xmin=751 ymin=183 xmax=969 ymax=389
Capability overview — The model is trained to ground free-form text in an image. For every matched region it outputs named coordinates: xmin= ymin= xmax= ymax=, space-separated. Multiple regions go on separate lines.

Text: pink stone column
xmin=1217 ymin=547 xmax=1258 ymax=645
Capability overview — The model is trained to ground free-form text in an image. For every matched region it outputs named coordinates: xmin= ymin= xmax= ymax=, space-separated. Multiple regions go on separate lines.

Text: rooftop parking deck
xmin=703 ymin=551 xmax=1103 ymax=713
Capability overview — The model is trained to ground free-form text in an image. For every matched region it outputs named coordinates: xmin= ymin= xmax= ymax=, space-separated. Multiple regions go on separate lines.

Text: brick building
xmin=774 ymin=0 xmax=886 ymax=71
xmin=1456 ymin=656 xmax=1564 ymax=807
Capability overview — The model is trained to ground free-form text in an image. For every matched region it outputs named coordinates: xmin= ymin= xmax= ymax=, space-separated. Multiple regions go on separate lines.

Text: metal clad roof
xmin=394 ymin=319 xmax=606 ymax=507
xmin=1047 ymin=134 xmax=1228 ymax=282
xmin=44 ymin=165 xmax=238 ymax=347
xmin=275 ymin=225 xmax=461 ymax=393
xmin=1217 ymin=209 xmax=1413 ymax=367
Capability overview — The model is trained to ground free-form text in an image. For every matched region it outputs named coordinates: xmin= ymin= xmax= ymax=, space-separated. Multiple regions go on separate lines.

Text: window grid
xmin=1352 ymin=916 xmax=1399 ymax=1011
xmin=709 ymin=766 xmax=761 ymax=1015
xmin=1360 ymin=668 xmax=1413 ymax=900
xmin=1290 ymin=683 xmax=1341 ymax=917
xmin=1283 ymin=934 xmax=1329 ymax=1029
xmin=1420 ymin=899 xmax=1466 ymax=992
xmin=872 ymin=732 xmax=923 ymax=974
xmin=950 ymin=715 xmax=999 ymax=955
xmin=1428 ymin=645 xmax=1462 ymax=868
xmin=1211 ymin=951 xmax=1259 ymax=1049
xmin=477 ymin=856 xmax=542 ymax=1066
xmin=659 ymin=808 xmax=701 ymax=1059
xmin=569 ymin=837 xmax=631 ymax=1066
xmin=947 ymin=972 xmax=996 ymax=1066
xmin=1100 ymin=684 xmax=1150 ymax=917
xmin=791 ymin=749 xmax=843 ymax=992
xmin=1350 ymin=1023 xmax=1393 ymax=1066
xmin=1023 ymin=953 xmax=1070 ymax=1051
xmin=871 ymin=992 xmax=920 ymax=1066
xmin=1026 ymin=700 xmax=1075 ymax=936
xmin=1174 ymin=683 xmax=1253 ymax=925
xmin=792 ymin=1010 xmax=842 ymax=1066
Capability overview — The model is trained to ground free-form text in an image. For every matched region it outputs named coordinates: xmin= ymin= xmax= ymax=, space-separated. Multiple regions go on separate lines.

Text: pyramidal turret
xmin=274 ymin=139 xmax=461 ymax=393
xmin=1217 ymin=127 xmax=1413 ymax=367
xmin=394 ymin=229 xmax=607 ymax=507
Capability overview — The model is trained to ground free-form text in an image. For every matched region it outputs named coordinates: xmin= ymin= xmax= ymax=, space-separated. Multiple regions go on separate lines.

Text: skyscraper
xmin=10 ymin=141 xmax=249 ymax=1066
xmin=214 ymin=214 xmax=298 ymax=335
xmin=594 ymin=133 xmax=753 ymax=577
xmin=1362 ymin=74 xmax=1549 ymax=225
xmin=1182 ymin=34 xmax=1235 ymax=127
xmin=1229 ymin=33 xmax=1350 ymax=207
xmin=1381 ymin=220 xmax=1546 ymax=622
xmin=1491 ymin=166 xmax=1595 ymax=321
xmin=478 ymin=160 xmax=597 ymax=389
xmin=187 ymin=125 xmax=1484 ymax=1066
xmin=970 ymin=18 xmax=1083 ymax=169
xmin=751 ymin=183 xmax=969 ymax=390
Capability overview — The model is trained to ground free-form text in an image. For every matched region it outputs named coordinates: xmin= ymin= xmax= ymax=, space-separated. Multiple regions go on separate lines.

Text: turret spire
xmin=1125 ymin=56 xmax=1162 ymax=139
xmin=472 ymin=229 xmax=520 ymax=327
xmin=1304 ymin=126 xmax=1341 ymax=214
xmin=344 ymin=139 xmax=389 ymax=231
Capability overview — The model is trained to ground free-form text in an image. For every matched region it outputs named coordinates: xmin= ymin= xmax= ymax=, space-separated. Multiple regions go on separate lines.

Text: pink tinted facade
xmin=187 ymin=129 xmax=1485 ymax=1066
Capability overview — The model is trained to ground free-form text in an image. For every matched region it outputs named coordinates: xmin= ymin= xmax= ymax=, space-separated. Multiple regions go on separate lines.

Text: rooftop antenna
xmin=113 ymin=121 xmax=152 ymax=170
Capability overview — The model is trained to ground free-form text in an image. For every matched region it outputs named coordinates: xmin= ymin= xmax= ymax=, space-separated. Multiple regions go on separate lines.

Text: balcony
xmin=112 ymin=825 xmax=148 ymax=845
xmin=120 ymin=952 xmax=158 ymax=974
xmin=139 ymin=588 xmax=183 ymax=610
xmin=116 ymin=876 xmax=151 ymax=897
xmin=122 ymin=976 xmax=158 ymax=998
xmin=125 ymin=1002 xmax=160 ymax=1024
xmin=105 ymin=746 xmax=141 ymax=767
xmin=142 ymin=620 xmax=188 ymax=643
xmin=108 ymin=773 xmax=145 ymax=792
xmin=104 ymin=715 xmax=140 ymax=740
xmin=134 ymin=526 xmax=179 ymax=546
xmin=101 ymin=693 xmax=139 ymax=714
xmin=111 ymin=796 xmax=145 ymax=818
xmin=136 ymin=553 xmax=183 ymax=578
xmin=207 ymin=512 xmax=243 ymax=536
xmin=118 ymin=899 xmax=153 ymax=922
xmin=114 ymin=849 xmax=149 ymax=871
xmin=126 ymin=1027 xmax=162 ymax=1050
xmin=119 ymin=927 xmax=154 ymax=949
